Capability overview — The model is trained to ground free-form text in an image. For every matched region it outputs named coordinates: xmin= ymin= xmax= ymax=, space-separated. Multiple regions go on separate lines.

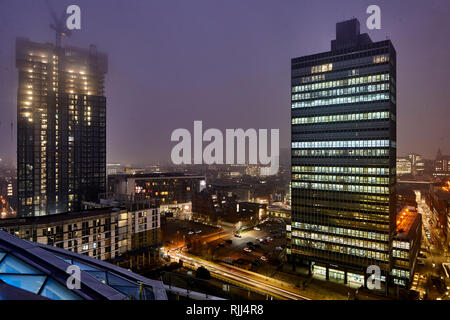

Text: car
xmin=187 ymin=231 xmax=194 ymax=235
xmin=246 ymin=242 xmax=254 ymax=246
xmin=234 ymin=258 xmax=247 ymax=265
xmin=266 ymin=237 xmax=273 ymax=241
xmin=418 ymin=260 xmax=425 ymax=265
xmin=243 ymin=247 xmax=252 ymax=253
xmin=257 ymin=238 xmax=264 ymax=242
xmin=260 ymin=256 xmax=267 ymax=261
xmin=234 ymin=233 xmax=242 ymax=238
xmin=253 ymin=227 xmax=261 ymax=231
xmin=251 ymin=260 xmax=262 ymax=266
xmin=195 ymin=230 xmax=202 ymax=234
xmin=275 ymin=246 xmax=283 ymax=251
xmin=225 ymin=239 xmax=232 ymax=244
xmin=418 ymin=253 xmax=427 ymax=259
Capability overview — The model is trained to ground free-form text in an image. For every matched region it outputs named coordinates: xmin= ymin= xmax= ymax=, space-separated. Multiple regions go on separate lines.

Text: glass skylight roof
xmin=0 ymin=230 xmax=167 ymax=300
xmin=0 ymin=275 xmax=46 ymax=294
xmin=0 ymin=255 xmax=41 ymax=274
xmin=40 ymin=278 xmax=82 ymax=300
xmin=0 ymin=251 xmax=82 ymax=300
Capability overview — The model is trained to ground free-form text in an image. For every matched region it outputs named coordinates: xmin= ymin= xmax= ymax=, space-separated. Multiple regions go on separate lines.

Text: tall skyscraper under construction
xmin=16 ymin=37 xmax=107 ymax=217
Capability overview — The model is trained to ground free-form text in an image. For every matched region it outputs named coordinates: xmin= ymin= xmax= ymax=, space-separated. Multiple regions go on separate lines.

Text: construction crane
xmin=46 ymin=0 xmax=71 ymax=47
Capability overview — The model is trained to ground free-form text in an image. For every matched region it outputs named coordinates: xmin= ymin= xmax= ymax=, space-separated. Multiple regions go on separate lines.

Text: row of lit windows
xmin=391 ymin=268 xmax=409 ymax=279
xmin=373 ymin=55 xmax=390 ymax=64
xmin=393 ymin=240 xmax=410 ymax=250
xmin=291 ymin=190 xmax=390 ymax=203
xmin=292 ymin=222 xmax=389 ymax=241
xmin=311 ymin=63 xmax=333 ymax=74
xmin=292 ymin=149 xmax=389 ymax=157
xmin=292 ymin=231 xmax=388 ymax=251
xmin=292 ymin=139 xmax=390 ymax=149
xmin=392 ymin=249 xmax=409 ymax=259
xmin=292 ymin=182 xmax=389 ymax=194
xmin=293 ymin=200 xmax=390 ymax=215
xmin=292 ymin=174 xmax=389 ymax=185
xmin=301 ymin=74 xmax=325 ymax=84
xmin=292 ymin=166 xmax=389 ymax=175
xmin=292 ymin=238 xmax=388 ymax=261
xmin=292 ymin=111 xmax=390 ymax=125
xmin=292 ymin=73 xmax=389 ymax=93
xmin=292 ymin=207 xmax=389 ymax=225
xmin=292 ymin=93 xmax=390 ymax=108
xmin=292 ymin=83 xmax=389 ymax=101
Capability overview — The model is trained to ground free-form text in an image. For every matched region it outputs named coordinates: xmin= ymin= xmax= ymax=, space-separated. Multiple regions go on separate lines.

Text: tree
xmin=196 ymin=266 xmax=211 ymax=280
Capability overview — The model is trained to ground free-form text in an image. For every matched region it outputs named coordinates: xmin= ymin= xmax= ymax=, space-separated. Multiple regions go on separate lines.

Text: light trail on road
xmin=170 ymin=250 xmax=311 ymax=300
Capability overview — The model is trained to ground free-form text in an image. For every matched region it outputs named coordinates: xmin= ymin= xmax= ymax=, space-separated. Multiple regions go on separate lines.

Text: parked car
xmin=253 ymin=227 xmax=261 ymax=231
xmin=260 ymin=256 xmax=268 ymax=261
xmin=225 ymin=239 xmax=233 ymax=244
xmin=246 ymin=242 xmax=254 ymax=246
xmin=243 ymin=247 xmax=252 ymax=253
xmin=234 ymin=233 xmax=242 ymax=238
xmin=418 ymin=260 xmax=425 ymax=265
xmin=188 ymin=231 xmax=194 ymax=235
xmin=195 ymin=230 xmax=202 ymax=234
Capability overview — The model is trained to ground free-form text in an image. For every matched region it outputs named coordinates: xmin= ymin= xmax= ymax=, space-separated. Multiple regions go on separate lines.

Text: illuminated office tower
xmin=16 ymin=38 xmax=108 ymax=216
xmin=288 ymin=19 xmax=396 ymax=290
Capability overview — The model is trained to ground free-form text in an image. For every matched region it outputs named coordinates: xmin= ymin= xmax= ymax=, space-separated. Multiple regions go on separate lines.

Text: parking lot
xmin=207 ymin=219 xmax=287 ymax=269
xmin=161 ymin=218 xmax=222 ymax=248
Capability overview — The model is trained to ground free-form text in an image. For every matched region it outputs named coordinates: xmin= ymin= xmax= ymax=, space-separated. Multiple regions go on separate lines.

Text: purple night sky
xmin=0 ymin=0 xmax=449 ymax=166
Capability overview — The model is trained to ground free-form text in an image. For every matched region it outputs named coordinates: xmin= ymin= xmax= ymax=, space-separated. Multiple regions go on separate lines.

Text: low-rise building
xmin=391 ymin=208 xmax=422 ymax=288
xmin=237 ymin=202 xmax=266 ymax=222
xmin=267 ymin=204 xmax=291 ymax=219
xmin=397 ymin=158 xmax=412 ymax=176
xmin=0 ymin=203 xmax=161 ymax=270
xmin=433 ymin=149 xmax=450 ymax=178
xmin=427 ymin=181 xmax=450 ymax=248
xmin=107 ymin=172 xmax=206 ymax=205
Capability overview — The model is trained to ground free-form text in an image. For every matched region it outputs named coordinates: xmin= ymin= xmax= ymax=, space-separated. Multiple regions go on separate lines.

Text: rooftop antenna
xmin=46 ymin=0 xmax=71 ymax=47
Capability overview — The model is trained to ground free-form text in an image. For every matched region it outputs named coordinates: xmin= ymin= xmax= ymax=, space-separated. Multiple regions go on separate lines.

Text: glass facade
xmin=288 ymin=20 xmax=396 ymax=286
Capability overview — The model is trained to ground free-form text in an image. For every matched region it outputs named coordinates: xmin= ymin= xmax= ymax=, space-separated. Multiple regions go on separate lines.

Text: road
xmin=168 ymin=248 xmax=310 ymax=300
xmin=411 ymin=190 xmax=450 ymax=299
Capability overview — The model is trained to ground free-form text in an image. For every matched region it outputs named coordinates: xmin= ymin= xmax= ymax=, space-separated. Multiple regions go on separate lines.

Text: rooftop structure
xmin=0 ymin=229 xmax=167 ymax=300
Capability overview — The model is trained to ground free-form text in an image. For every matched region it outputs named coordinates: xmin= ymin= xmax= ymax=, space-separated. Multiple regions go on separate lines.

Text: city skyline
xmin=1 ymin=0 xmax=450 ymax=303
xmin=0 ymin=0 xmax=449 ymax=167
